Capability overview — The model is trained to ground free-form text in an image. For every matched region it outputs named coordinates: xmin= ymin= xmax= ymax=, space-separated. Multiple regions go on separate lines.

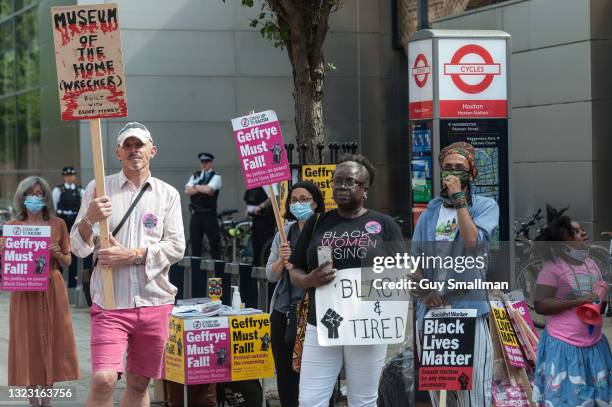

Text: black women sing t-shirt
xmin=289 ymin=209 xmax=404 ymax=326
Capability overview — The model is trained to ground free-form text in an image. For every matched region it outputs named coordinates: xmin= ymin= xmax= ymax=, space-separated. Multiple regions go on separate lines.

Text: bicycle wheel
xmin=516 ymin=258 xmax=546 ymax=329
xmin=223 ymin=241 xmax=235 ymax=262
xmin=259 ymin=237 xmax=274 ymax=268
xmin=589 ymin=245 xmax=610 ymax=280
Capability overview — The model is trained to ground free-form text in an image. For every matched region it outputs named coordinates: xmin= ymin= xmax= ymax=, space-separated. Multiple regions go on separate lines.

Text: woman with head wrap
xmin=411 ymin=142 xmax=499 ymax=407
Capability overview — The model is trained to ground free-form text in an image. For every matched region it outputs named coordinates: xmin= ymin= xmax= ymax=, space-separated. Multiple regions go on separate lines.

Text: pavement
xmin=0 ymin=290 xmax=129 ymax=406
xmin=0 ymin=289 xmax=410 ymax=406
xmin=2 ymin=288 xmax=609 ymax=407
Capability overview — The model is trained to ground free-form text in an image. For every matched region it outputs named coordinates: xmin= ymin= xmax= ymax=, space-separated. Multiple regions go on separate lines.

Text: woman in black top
xmin=289 ymin=155 xmax=403 ymax=407
xmin=265 ymin=181 xmax=325 ymax=407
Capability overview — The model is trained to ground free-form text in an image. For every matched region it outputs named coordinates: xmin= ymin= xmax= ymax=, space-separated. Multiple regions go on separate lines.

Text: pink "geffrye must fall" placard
xmin=1 ymin=225 xmax=51 ymax=291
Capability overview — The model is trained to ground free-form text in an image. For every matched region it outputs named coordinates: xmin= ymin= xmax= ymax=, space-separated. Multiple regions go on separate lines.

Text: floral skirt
xmin=533 ymin=329 xmax=612 ymax=407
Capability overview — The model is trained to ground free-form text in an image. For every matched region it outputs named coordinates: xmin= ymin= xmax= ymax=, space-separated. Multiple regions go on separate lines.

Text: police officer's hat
xmin=62 ymin=166 xmax=77 ymax=175
xmin=198 ymin=152 xmax=215 ymax=162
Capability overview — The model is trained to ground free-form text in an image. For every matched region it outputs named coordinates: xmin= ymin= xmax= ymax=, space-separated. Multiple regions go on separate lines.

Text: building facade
xmin=2 ymin=0 xmax=611 ymax=238
xmin=432 ymin=0 xmax=612 ymax=237
xmin=0 ymin=0 xmax=79 ymax=208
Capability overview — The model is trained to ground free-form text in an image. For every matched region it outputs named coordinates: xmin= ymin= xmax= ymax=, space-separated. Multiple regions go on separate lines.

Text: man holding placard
xmin=71 ymin=122 xmax=185 ymax=406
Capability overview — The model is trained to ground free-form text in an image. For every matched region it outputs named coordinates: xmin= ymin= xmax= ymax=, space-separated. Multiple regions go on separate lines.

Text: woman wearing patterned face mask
xmin=533 ymin=205 xmax=611 ymax=406
xmin=411 ymin=141 xmax=499 ymax=407
xmin=266 ymin=181 xmax=325 ymax=407
xmin=0 ymin=177 xmax=79 ymax=407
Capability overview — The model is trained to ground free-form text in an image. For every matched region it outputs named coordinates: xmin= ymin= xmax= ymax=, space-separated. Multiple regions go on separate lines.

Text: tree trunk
xmin=293 ymin=61 xmax=324 ymax=165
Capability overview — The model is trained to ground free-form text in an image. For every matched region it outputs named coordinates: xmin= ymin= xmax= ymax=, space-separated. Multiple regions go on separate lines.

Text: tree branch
xmin=265 ymin=0 xmax=290 ymax=26
xmin=281 ymin=0 xmax=312 ymax=86
xmin=309 ymin=0 xmax=332 ymax=79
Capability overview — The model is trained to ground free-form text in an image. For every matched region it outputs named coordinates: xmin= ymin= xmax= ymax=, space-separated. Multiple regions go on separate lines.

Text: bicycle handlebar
xmin=218 ymin=209 xmax=238 ymax=218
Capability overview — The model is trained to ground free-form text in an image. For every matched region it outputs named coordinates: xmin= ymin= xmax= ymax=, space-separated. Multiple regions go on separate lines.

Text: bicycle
xmin=220 ymin=213 xmax=253 ymax=264
xmin=188 ymin=209 xmax=253 ymax=263
xmin=514 ymin=209 xmax=546 ymax=328
xmin=515 ymin=209 xmax=611 ymax=328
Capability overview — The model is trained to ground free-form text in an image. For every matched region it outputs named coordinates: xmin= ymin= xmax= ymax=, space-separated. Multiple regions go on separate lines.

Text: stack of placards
xmin=164 ymin=313 xmax=274 ymax=385
xmin=489 ymin=291 xmax=539 ymax=407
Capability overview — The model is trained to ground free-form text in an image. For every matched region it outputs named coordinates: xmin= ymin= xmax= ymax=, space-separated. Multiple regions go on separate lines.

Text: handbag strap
xmin=111 ymin=181 xmax=150 ymax=237
xmin=286 ymin=214 xmax=321 ymax=305
xmin=285 ymin=222 xmax=300 ymax=305
xmin=93 ymin=182 xmax=150 ymax=267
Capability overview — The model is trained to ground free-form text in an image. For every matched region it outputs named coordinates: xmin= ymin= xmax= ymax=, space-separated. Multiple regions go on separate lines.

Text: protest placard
xmin=231 ymin=110 xmax=291 ymax=190
xmin=490 ymin=300 xmax=526 ymax=368
xmin=418 ymin=308 xmax=476 ymax=391
xmin=302 ymin=164 xmax=337 ymax=211
xmin=50 ymin=3 xmax=130 ymax=308
xmin=229 ymin=315 xmax=275 ymax=381
xmin=51 ymin=3 xmax=127 ymax=120
xmin=315 ymin=268 xmax=409 ymax=346
xmin=166 ymin=317 xmax=232 ymax=385
xmin=1 ymin=225 xmax=51 ymax=291
xmin=165 ymin=314 xmax=274 ymax=384
xmin=493 ymin=380 xmax=531 ymax=407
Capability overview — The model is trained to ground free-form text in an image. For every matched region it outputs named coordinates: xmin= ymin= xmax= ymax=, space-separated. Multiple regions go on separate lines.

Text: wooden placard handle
xmin=90 ymin=118 xmax=115 ymax=309
xmin=439 ymin=390 xmax=447 ymax=407
xmin=267 ymin=184 xmax=286 ymax=244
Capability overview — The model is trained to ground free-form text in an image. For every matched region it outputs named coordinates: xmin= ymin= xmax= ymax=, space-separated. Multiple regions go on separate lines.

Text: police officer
xmin=244 ymin=186 xmax=277 ymax=266
xmin=52 ymin=166 xmax=84 ymax=290
xmin=52 ymin=166 xmax=83 ymax=230
xmin=185 ymin=153 xmax=222 ymax=260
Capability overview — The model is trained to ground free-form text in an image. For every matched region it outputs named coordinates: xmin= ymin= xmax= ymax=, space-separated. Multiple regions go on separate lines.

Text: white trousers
xmin=298 ymin=324 xmax=387 ymax=407
xmin=417 ymin=314 xmax=493 ymax=407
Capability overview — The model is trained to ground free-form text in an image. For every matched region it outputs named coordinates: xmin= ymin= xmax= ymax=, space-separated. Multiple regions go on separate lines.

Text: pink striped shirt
xmin=71 ymin=171 xmax=185 ymax=309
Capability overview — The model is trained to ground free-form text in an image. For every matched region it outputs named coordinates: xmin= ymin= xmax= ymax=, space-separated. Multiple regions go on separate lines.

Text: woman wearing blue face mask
xmin=266 ymin=181 xmax=325 ymax=407
xmin=0 ymin=177 xmax=79 ymax=407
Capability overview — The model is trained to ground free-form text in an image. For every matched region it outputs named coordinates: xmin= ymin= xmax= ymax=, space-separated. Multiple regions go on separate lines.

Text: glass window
xmin=15 ymin=7 xmax=38 ymax=90
xmin=0 ymin=97 xmax=16 ymax=171
xmin=0 ymin=20 xmax=15 ymax=95
xmin=0 ymin=173 xmax=18 ymax=209
xmin=16 ymin=90 xmax=39 ymax=169
xmin=0 ymin=0 xmax=13 ymax=20
xmin=14 ymin=0 xmax=35 ymax=12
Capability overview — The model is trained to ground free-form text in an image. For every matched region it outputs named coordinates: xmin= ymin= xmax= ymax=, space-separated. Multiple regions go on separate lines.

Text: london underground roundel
xmin=438 ymin=38 xmax=507 ymax=118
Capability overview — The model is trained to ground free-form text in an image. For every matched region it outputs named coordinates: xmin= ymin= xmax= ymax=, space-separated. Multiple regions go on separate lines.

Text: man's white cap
xmin=117 ymin=122 xmax=153 ymax=147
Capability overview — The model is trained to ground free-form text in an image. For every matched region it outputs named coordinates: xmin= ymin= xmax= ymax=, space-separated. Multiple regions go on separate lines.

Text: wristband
xmin=450 ymin=191 xmax=468 ymax=209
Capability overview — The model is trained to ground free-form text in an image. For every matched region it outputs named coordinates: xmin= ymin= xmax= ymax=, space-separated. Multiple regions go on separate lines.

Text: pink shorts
xmin=90 ymin=303 xmax=173 ymax=379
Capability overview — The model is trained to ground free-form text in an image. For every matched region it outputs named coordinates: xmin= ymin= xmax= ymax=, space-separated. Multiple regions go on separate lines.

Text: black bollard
xmin=286 ymin=143 xmax=295 ymax=165
xmin=317 ymin=143 xmax=325 ymax=164
xmin=299 ymin=143 xmax=308 ymax=165
xmin=332 ymin=142 xmax=340 ymax=163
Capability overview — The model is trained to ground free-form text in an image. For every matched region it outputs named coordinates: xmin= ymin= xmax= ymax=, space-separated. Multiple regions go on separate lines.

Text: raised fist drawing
xmin=458 ymin=372 xmax=470 ymax=390
xmin=321 ymin=308 xmax=343 ymax=339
